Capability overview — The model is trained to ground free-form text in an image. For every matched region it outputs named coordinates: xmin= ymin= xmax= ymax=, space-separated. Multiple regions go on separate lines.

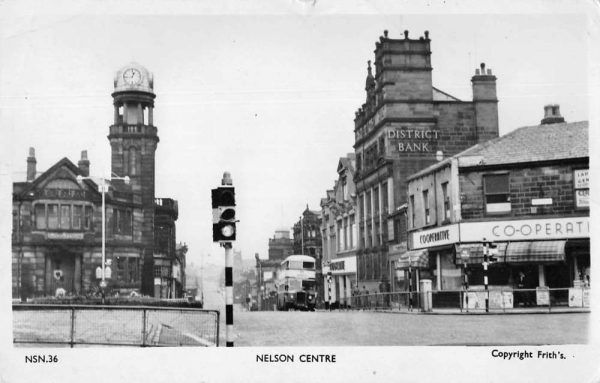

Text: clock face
xmin=123 ymin=68 xmax=142 ymax=85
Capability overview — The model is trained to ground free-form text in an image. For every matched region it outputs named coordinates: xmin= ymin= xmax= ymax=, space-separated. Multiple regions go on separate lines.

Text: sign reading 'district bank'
xmin=387 ymin=127 xmax=440 ymax=153
xmin=460 ymin=217 xmax=589 ymax=242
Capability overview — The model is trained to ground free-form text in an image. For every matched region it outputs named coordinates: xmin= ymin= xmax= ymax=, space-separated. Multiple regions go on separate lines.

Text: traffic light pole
xmin=483 ymin=239 xmax=489 ymax=313
xmin=224 ymin=242 xmax=234 ymax=347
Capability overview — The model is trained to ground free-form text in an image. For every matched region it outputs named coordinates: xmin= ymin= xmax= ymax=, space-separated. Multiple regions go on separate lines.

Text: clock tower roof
xmin=114 ymin=62 xmax=154 ymax=94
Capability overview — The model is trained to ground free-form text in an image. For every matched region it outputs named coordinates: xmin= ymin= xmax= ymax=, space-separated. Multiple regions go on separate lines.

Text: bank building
xmin=12 ymin=63 xmax=184 ymax=299
xmin=352 ymin=30 xmax=500 ymax=293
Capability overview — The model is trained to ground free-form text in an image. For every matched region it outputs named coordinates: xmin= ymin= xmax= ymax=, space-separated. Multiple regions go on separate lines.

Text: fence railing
xmin=13 ymin=304 xmax=219 ymax=347
xmin=336 ymin=287 xmax=591 ymax=313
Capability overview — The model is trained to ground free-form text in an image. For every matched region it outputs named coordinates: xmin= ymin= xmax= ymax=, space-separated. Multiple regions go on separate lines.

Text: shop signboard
xmin=536 ymin=287 xmax=550 ymax=306
xmin=583 ymin=288 xmax=590 ymax=308
xmin=460 ymin=217 xmax=589 ymax=242
xmin=411 ymin=224 xmax=459 ymax=250
xmin=568 ymin=288 xmax=583 ymax=307
xmin=465 ymin=290 xmax=513 ymax=309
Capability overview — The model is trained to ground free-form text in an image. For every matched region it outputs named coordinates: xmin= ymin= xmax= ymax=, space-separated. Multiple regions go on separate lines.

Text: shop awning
xmin=455 ymin=243 xmax=508 ymax=265
xmin=395 ymin=249 xmax=429 ymax=269
xmin=505 ymin=240 xmax=566 ymax=263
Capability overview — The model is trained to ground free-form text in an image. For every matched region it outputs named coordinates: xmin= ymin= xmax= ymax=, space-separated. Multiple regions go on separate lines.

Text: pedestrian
xmin=362 ymin=285 xmax=368 ymax=309
xmin=246 ymin=294 xmax=251 ymax=311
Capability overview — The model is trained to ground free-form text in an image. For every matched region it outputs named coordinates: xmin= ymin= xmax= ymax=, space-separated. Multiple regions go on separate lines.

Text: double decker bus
xmin=275 ymin=255 xmax=317 ymax=311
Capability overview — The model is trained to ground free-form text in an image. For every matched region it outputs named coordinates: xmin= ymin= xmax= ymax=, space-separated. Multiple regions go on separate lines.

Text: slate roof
xmin=408 ymin=120 xmax=588 ymax=180
xmin=464 ymin=120 xmax=588 ymax=166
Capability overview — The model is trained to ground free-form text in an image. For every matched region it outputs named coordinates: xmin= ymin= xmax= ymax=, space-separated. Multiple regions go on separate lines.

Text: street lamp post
xmin=77 ymin=174 xmax=130 ymax=303
xmin=460 ymin=249 xmax=470 ymax=312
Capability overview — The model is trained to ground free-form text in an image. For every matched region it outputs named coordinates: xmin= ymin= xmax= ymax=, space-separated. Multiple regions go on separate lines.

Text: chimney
xmin=78 ymin=150 xmax=90 ymax=176
xmin=471 ymin=62 xmax=499 ymax=143
xmin=26 ymin=147 xmax=36 ymax=182
xmin=541 ymin=104 xmax=565 ymax=124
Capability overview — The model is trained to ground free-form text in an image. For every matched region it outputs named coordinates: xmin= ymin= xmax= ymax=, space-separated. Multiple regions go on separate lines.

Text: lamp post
xmin=460 ymin=249 xmax=470 ymax=312
xmin=77 ymin=174 xmax=130 ymax=303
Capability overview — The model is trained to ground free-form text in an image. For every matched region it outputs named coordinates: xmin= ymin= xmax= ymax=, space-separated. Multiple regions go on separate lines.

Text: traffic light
xmin=212 ymin=186 xmax=236 ymax=242
xmin=486 ymin=241 xmax=499 ymax=263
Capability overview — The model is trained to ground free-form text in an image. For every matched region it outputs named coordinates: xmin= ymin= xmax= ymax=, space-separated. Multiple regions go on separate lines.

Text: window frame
xmin=483 ymin=172 xmax=511 ymax=215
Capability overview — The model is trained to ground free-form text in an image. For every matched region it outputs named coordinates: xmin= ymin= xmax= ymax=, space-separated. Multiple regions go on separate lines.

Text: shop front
xmin=323 ymin=255 xmax=357 ymax=308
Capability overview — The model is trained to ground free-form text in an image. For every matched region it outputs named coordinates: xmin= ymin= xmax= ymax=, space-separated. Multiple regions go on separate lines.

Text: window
xmin=381 ymin=182 xmax=388 ymax=216
xmin=349 ymin=215 xmax=356 ymax=249
xmin=409 ymin=195 xmax=415 ymax=228
xmin=35 ymin=204 xmax=46 ymax=229
xmin=373 ymin=186 xmax=379 ymax=216
xmin=113 ymin=208 xmax=133 ymax=235
xmin=442 ymin=182 xmax=450 ymax=220
xmin=84 ymin=206 xmax=93 ymax=230
xmin=129 ymin=147 xmax=138 ymax=176
xmin=60 ymin=205 xmax=71 ymax=229
xmin=73 ymin=205 xmax=83 ymax=229
xmin=337 ymin=222 xmax=344 ymax=251
xmin=574 ymin=169 xmax=589 ymax=209
xmin=423 ymin=190 xmax=430 ymax=225
xmin=484 ymin=174 xmax=511 ymax=213
xmin=366 ymin=191 xmax=372 ymax=218
xmin=47 ymin=204 xmax=59 ymax=229
xmin=342 ymin=178 xmax=348 ymax=201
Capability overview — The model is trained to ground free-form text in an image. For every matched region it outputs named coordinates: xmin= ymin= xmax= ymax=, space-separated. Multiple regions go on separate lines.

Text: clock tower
xmin=108 ymin=62 xmax=159 ymax=295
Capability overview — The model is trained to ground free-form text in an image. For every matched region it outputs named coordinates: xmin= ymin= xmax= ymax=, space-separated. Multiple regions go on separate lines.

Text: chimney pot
xmin=541 ymin=104 xmax=565 ymax=124
xmin=404 ymin=30 xmax=409 ymax=39
xmin=78 ymin=149 xmax=90 ymax=177
xmin=480 ymin=62 xmax=486 ymax=72
xmin=26 ymin=147 xmax=37 ymax=182
xmin=424 ymin=30 xmax=429 ymax=39
xmin=383 ymin=30 xmax=388 ymax=38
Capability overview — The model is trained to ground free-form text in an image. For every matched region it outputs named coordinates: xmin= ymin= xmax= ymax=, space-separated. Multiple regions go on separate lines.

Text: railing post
xmin=70 ymin=307 xmax=76 ymax=348
xmin=141 ymin=308 xmax=147 ymax=347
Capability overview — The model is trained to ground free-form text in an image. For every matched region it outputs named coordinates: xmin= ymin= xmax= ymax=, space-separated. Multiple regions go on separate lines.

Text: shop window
xmin=35 ymin=204 xmax=46 ymax=229
xmin=484 ymin=174 xmax=511 ymax=214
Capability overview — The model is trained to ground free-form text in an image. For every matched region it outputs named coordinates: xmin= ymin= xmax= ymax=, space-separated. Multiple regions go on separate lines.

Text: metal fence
xmin=342 ymin=287 xmax=590 ymax=313
xmin=13 ymin=304 xmax=219 ymax=347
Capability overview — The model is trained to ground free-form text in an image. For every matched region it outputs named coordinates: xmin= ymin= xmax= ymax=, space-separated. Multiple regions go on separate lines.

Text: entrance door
xmin=45 ymin=251 xmax=80 ymax=296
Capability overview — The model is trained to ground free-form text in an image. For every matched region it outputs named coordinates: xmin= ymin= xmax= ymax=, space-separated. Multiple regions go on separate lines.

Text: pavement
xmin=328 ymin=306 xmax=591 ymax=315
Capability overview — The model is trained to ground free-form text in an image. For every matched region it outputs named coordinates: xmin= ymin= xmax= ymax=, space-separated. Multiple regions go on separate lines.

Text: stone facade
xmin=12 ymin=63 xmax=182 ymax=299
xmin=320 ymin=154 xmax=359 ymax=307
xmin=352 ymin=30 xmax=499 ymax=292
xmin=406 ymin=106 xmax=589 ymax=295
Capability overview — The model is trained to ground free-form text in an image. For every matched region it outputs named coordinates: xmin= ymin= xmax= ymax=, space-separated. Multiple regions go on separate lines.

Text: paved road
xmin=221 ymin=310 xmax=589 ymax=347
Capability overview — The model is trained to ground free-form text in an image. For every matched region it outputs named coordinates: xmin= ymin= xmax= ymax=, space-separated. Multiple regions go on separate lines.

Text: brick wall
xmin=460 ymin=162 xmax=589 ymax=220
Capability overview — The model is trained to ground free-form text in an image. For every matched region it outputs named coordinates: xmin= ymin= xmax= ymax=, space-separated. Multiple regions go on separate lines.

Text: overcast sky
xmin=0 ymin=5 xmax=592 ymax=268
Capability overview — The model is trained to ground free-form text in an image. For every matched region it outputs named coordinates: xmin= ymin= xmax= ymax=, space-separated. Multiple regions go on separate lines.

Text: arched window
xmin=128 ymin=147 xmax=138 ymax=176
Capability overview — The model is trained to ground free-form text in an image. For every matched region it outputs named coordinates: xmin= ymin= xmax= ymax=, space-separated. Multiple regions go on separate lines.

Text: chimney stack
xmin=78 ymin=150 xmax=90 ymax=176
xmin=26 ymin=147 xmax=36 ymax=182
xmin=541 ymin=104 xmax=565 ymax=124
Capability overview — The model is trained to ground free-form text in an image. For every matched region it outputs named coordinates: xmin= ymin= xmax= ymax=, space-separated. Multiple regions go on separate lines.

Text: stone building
xmin=320 ymin=154 xmax=358 ymax=307
xmin=352 ymin=30 xmax=500 ymax=293
xmin=267 ymin=229 xmax=294 ymax=261
xmin=11 ymin=63 xmax=183 ymax=298
xmin=405 ymin=105 xmax=589 ymax=307
xmin=292 ymin=206 xmax=323 ymax=300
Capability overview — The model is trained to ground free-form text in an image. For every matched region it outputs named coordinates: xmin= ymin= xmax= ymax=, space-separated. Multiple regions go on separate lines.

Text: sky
xmin=0 ymin=4 xmax=593 ymax=270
